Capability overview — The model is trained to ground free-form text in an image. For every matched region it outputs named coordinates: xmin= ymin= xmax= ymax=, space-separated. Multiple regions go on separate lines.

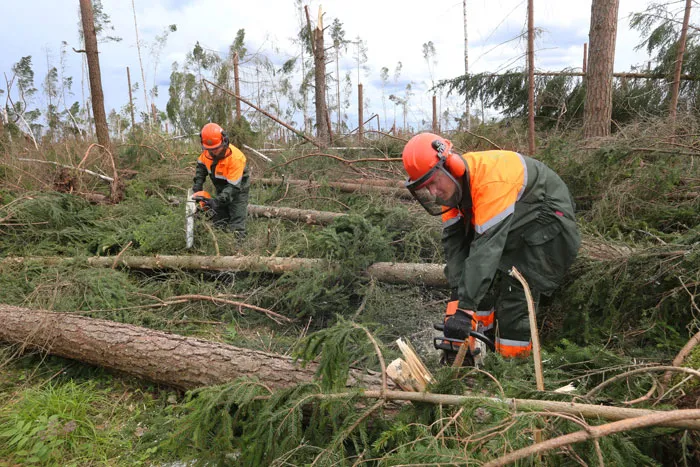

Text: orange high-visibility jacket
xmin=192 ymin=145 xmax=249 ymax=204
xmin=441 ymin=150 xmax=580 ymax=311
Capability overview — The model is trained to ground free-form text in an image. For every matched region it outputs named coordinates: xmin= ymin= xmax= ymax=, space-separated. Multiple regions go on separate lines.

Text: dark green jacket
xmin=192 ymin=144 xmax=250 ymax=204
xmin=443 ymin=152 xmax=581 ymax=311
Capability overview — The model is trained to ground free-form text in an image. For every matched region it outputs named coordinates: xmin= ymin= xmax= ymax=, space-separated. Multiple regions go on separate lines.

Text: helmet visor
xmin=405 ymin=161 xmax=463 ymax=216
xmin=204 ymin=143 xmax=228 ymax=160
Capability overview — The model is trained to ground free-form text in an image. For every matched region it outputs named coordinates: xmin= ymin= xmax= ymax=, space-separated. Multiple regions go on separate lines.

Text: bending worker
xmin=402 ymin=133 xmax=581 ymax=358
xmin=192 ymin=122 xmax=250 ymax=237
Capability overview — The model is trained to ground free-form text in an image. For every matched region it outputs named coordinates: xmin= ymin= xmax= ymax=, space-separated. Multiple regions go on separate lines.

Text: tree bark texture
xmin=668 ymin=0 xmax=693 ymax=122
xmin=1 ymin=255 xmax=450 ymax=287
xmin=583 ymin=0 xmax=619 ymax=138
xmin=0 ymin=305 xmax=388 ymax=392
xmin=307 ymin=6 xmax=330 ymax=145
xmin=255 ymin=177 xmax=413 ymax=199
xmin=247 ymin=204 xmax=343 ymax=225
xmin=79 ymin=0 xmax=111 ymax=149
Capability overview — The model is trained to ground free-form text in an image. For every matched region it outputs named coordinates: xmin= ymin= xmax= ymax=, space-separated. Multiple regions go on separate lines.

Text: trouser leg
xmin=494 ymin=273 xmax=540 ymax=357
xmin=227 ymin=187 xmax=249 ymax=236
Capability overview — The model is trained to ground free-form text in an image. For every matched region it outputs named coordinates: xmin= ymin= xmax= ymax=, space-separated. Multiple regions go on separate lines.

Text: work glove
xmin=192 ymin=185 xmax=203 ymax=193
xmin=203 ymin=198 xmax=220 ymax=213
xmin=443 ymin=300 xmax=473 ymax=341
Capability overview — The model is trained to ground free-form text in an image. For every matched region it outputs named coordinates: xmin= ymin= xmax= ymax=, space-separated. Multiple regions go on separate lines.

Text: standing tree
xmin=380 ymin=66 xmax=389 ymax=129
xmin=79 ymin=0 xmax=111 ymax=149
xmin=583 ymin=0 xmax=620 ymax=138
xmin=463 ymin=0 xmax=470 ymax=130
xmin=330 ymin=18 xmax=348 ymax=134
xmin=305 ymin=5 xmax=330 ymax=145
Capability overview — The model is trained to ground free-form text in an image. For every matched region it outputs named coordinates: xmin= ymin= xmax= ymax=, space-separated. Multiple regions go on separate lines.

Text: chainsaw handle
xmin=433 ymin=322 xmax=495 ymax=351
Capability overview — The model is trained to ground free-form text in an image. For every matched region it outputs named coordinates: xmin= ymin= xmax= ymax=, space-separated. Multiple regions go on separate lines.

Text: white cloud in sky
xmin=1 ymin=0 xmax=655 ymax=132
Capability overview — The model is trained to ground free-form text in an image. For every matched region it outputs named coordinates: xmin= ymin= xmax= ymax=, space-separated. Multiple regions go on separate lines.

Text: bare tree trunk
xmin=131 ymin=0 xmax=149 ymax=124
xmin=233 ymin=52 xmax=241 ymax=121
xmin=126 ymin=67 xmax=136 ymax=131
xmin=668 ymin=0 xmax=692 ymax=124
xmin=432 ymin=95 xmax=438 ymax=133
xmin=255 ymin=177 xmax=413 ymax=199
xmin=463 ymin=0 xmax=470 ymax=131
xmin=79 ymin=0 xmax=111 ymax=149
xmin=358 ymin=83 xmax=364 ymax=143
xmin=0 ymin=305 xmax=388 ymax=391
xmin=248 ymin=204 xmax=343 ymax=225
xmin=305 ymin=5 xmax=330 ymax=145
xmin=583 ymin=0 xmax=619 ymax=138
xmin=527 ymin=0 xmax=536 ymax=155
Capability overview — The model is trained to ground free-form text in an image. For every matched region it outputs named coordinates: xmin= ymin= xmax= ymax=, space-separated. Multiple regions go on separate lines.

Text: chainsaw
xmin=433 ymin=322 xmax=495 ymax=367
xmin=185 ymin=189 xmax=213 ymax=249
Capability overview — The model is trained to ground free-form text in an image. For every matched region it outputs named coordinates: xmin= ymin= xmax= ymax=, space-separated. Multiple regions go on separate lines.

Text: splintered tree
xmin=305 ymin=5 xmax=330 ymax=145
xmin=78 ymin=0 xmax=110 ymax=149
xmin=583 ymin=0 xmax=619 ymax=138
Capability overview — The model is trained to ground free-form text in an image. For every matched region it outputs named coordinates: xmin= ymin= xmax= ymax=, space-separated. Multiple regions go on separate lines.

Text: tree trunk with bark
xmin=247 ymin=204 xmax=344 ymax=225
xmin=0 ymin=305 xmax=389 ymax=391
xmin=255 ymin=177 xmax=413 ymax=199
xmin=1 ymin=255 xmax=450 ymax=287
xmin=583 ymin=0 xmax=619 ymax=138
xmin=306 ymin=5 xmax=331 ymax=145
xmin=79 ymin=0 xmax=111 ymax=149
xmin=668 ymin=0 xmax=693 ymax=124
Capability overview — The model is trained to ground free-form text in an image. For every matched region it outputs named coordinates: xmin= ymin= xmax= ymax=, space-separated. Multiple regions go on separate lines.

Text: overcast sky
xmin=1 ymin=0 xmax=660 ymax=133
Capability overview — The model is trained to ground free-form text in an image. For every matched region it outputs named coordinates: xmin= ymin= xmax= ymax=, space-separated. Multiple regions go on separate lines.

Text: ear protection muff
xmin=199 ymin=128 xmax=229 ymax=148
xmin=432 ymin=139 xmax=466 ymax=177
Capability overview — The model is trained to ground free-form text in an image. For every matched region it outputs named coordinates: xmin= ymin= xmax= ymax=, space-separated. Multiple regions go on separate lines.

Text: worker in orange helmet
xmin=192 ymin=123 xmax=250 ymax=237
xmin=402 ymin=133 xmax=580 ymax=359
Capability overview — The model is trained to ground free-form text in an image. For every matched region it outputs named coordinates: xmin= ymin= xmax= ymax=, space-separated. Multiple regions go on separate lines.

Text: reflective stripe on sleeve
xmin=474 ymin=204 xmax=514 ymax=234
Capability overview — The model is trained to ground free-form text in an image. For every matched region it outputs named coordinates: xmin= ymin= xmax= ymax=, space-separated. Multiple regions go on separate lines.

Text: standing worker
xmin=192 ymin=122 xmax=250 ymax=238
xmin=402 ymin=133 xmax=580 ymax=358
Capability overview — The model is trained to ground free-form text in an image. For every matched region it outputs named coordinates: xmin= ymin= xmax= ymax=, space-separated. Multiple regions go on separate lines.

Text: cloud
xmin=0 ymin=0 xmax=653 ymax=132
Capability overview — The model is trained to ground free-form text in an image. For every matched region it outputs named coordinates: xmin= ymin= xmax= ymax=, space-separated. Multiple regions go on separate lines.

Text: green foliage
xmin=309 ymin=214 xmax=393 ymax=269
xmin=131 ymin=210 xmax=186 ymax=253
xmin=294 ymin=317 xmax=392 ymax=391
xmin=0 ymin=380 xmax=122 ymax=464
xmin=553 ymin=243 xmax=698 ymax=351
xmin=274 ymin=267 xmax=352 ymax=321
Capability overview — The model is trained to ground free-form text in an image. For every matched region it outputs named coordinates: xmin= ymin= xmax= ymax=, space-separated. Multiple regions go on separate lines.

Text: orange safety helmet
xmin=200 ymin=123 xmax=229 ymax=150
xmin=402 ymin=133 xmax=466 ymax=216
xmin=402 ymin=133 xmax=465 ymax=181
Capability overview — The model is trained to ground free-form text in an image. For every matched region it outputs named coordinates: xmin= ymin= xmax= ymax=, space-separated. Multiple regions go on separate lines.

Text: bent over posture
xmin=402 ymin=133 xmax=580 ymax=358
xmin=192 ymin=123 xmax=250 ymax=237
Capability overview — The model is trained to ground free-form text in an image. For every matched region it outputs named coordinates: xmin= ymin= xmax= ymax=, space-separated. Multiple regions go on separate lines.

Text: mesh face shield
xmin=405 ymin=158 xmax=463 ymax=216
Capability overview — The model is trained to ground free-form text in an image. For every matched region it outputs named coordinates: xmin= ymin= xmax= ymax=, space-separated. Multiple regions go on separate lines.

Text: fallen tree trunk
xmin=1 ymin=256 xmax=450 ymax=287
xmin=3 ymin=305 xmax=697 ymax=430
xmin=247 ymin=204 xmax=343 ymax=225
xmin=0 ymin=305 xmax=387 ymax=391
xmin=255 ymin=177 xmax=414 ymax=199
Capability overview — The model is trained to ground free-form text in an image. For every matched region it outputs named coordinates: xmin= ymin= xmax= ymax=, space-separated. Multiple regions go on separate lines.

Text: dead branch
xmin=17 ymin=158 xmax=114 ymax=183
xmin=509 ymin=267 xmax=544 ymax=391
xmin=167 ymin=294 xmax=293 ymax=324
xmin=344 ymin=390 xmax=700 ymax=430
xmin=663 ymin=330 xmax=700 ymax=388
xmin=482 ymin=409 xmax=700 ymax=467
xmin=464 ymin=130 xmax=503 ymax=150
xmin=271 ymin=152 xmax=403 ymax=171
xmin=586 ymin=365 xmax=700 ymax=399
